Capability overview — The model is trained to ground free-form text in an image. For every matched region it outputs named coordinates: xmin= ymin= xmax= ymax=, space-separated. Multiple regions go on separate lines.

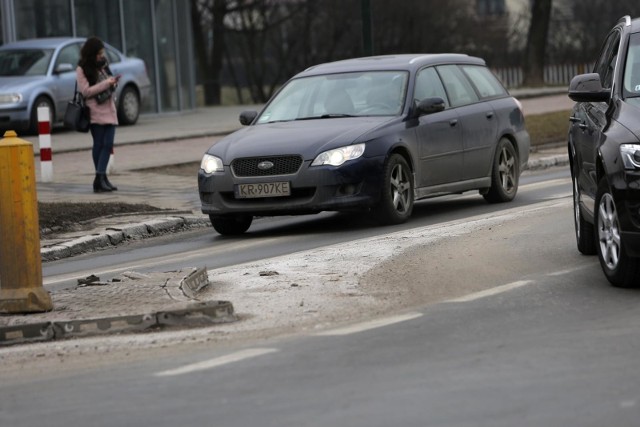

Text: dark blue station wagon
xmin=199 ymin=54 xmax=530 ymax=235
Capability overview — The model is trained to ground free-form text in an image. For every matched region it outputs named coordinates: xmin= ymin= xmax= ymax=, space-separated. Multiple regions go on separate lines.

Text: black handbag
xmin=64 ymin=82 xmax=90 ymax=133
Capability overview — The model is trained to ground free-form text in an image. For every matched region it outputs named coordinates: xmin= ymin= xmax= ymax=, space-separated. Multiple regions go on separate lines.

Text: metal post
xmin=0 ymin=131 xmax=53 ymax=313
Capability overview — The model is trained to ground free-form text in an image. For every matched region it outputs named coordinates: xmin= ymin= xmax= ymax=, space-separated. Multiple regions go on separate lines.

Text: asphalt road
xmin=41 ymin=166 xmax=572 ymax=290
xmin=4 ymin=174 xmax=640 ymax=426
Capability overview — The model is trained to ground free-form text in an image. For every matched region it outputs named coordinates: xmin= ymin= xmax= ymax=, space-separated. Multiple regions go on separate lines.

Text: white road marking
xmin=315 ymin=312 xmax=423 ymax=336
xmin=446 ymin=280 xmax=534 ymax=303
xmin=154 ymin=348 xmax=278 ymax=377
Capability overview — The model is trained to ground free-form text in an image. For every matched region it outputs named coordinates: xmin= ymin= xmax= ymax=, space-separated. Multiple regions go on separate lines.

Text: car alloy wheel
xmin=595 ymin=178 xmax=640 ymax=287
xmin=373 ymin=153 xmax=414 ymax=225
xmin=597 ymin=191 xmax=621 ymax=271
xmin=118 ymin=86 xmax=140 ymax=125
xmin=483 ymin=138 xmax=518 ymax=203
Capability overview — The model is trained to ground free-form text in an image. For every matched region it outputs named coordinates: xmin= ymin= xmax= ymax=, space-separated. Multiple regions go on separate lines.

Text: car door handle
xmin=449 ymin=119 xmax=458 ymax=127
xmin=485 ymin=112 xmax=494 ymax=119
xmin=569 ymin=116 xmax=588 ymax=129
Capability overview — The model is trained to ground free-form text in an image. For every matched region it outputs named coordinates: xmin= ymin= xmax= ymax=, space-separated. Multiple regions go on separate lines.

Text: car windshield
xmin=623 ymin=32 xmax=640 ymax=104
xmin=256 ymin=71 xmax=409 ymax=124
xmin=0 ymin=49 xmax=53 ymax=76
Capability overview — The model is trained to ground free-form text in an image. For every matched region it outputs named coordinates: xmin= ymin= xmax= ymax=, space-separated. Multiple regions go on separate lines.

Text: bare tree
xmin=190 ymin=0 xmax=261 ymax=105
xmin=523 ymin=0 xmax=553 ymax=87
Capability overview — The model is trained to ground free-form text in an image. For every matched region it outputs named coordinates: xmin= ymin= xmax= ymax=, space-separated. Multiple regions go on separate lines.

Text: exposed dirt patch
xmin=38 ymin=201 xmax=165 ymax=235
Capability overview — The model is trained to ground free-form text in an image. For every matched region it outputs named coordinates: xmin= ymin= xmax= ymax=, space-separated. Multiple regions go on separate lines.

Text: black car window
xmin=0 ymin=49 xmax=53 ymax=76
xmin=414 ymin=66 xmax=449 ymax=107
xmin=436 ymin=65 xmax=479 ymax=107
xmin=54 ymin=43 xmax=81 ymax=71
xmin=460 ymin=65 xmax=507 ymax=99
xmin=623 ymin=32 xmax=640 ymax=98
xmin=593 ymin=30 xmax=621 ymax=89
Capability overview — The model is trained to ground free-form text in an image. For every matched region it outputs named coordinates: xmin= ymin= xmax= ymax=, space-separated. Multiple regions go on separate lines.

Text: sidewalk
xmin=0 ymin=91 xmax=572 ymax=346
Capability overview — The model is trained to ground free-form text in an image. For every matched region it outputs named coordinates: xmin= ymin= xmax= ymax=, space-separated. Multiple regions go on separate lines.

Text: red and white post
xmin=37 ymin=106 xmax=52 ymax=183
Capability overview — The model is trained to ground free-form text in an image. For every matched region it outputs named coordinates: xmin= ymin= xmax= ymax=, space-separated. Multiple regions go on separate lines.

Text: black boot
xmin=104 ymin=175 xmax=118 ymax=191
xmin=93 ymin=173 xmax=112 ymax=193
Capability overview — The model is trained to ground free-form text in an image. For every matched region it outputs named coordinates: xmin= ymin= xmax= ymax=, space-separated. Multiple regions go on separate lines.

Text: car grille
xmin=231 ymin=156 xmax=303 ymax=177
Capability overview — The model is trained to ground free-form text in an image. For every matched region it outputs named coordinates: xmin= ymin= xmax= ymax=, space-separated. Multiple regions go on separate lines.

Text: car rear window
xmin=461 ymin=65 xmax=507 ymax=99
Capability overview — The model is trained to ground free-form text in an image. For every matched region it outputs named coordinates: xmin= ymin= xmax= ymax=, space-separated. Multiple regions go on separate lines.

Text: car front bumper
xmin=0 ymin=105 xmax=29 ymax=132
xmin=612 ymin=170 xmax=640 ymax=257
xmin=198 ymin=156 xmax=386 ymax=217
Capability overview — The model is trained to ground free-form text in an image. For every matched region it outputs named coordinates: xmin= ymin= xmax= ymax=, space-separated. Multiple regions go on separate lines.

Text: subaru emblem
xmin=258 ymin=161 xmax=274 ymax=170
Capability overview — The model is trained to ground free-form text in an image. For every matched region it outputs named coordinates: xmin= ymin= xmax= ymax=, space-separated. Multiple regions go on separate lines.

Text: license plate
xmin=235 ymin=181 xmax=291 ymax=199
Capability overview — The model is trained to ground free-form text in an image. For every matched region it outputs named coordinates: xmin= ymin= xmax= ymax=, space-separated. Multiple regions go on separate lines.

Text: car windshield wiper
xmin=295 ymin=114 xmax=357 ymax=120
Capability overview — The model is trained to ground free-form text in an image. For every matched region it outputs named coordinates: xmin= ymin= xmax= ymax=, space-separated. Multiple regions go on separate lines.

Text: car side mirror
xmin=239 ymin=110 xmax=258 ymax=126
xmin=54 ymin=63 xmax=74 ymax=74
xmin=415 ymin=97 xmax=446 ymax=117
xmin=568 ymin=73 xmax=611 ymax=102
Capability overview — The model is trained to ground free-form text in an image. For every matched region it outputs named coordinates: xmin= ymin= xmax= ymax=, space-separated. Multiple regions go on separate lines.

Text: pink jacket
xmin=76 ymin=66 xmax=119 ymax=125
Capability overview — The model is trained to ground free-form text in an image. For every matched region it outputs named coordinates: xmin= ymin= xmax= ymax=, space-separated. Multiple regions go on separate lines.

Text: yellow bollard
xmin=0 ymin=130 xmax=52 ymax=313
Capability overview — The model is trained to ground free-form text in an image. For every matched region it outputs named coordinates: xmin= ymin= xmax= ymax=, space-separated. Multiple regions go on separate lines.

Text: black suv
xmin=568 ymin=15 xmax=640 ymax=287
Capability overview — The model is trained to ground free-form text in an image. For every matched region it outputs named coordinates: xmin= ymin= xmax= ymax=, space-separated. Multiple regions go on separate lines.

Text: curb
xmin=41 ymin=214 xmax=211 ymax=261
xmin=526 ymin=153 xmax=569 ymax=170
xmin=0 ymin=300 xmax=236 ymax=347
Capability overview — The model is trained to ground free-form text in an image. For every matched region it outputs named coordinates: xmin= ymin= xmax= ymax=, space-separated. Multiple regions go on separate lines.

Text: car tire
xmin=29 ymin=96 xmax=53 ymax=135
xmin=595 ymin=178 xmax=640 ymax=287
xmin=210 ymin=215 xmax=253 ymax=235
xmin=483 ymin=138 xmax=519 ymax=203
xmin=572 ymin=168 xmax=596 ymax=255
xmin=373 ymin=153 xmax=414 ymax=225
xmin=117 ymin=85 xmax=140 ymax=125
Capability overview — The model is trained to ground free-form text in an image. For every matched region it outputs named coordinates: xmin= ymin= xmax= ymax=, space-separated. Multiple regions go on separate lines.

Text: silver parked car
xmin=0 ymin=37 xmax=151 ymax=134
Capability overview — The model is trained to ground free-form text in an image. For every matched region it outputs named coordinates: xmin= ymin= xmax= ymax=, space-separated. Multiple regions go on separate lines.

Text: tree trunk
xmin=523 ymin=0 xmax=553 ymax=87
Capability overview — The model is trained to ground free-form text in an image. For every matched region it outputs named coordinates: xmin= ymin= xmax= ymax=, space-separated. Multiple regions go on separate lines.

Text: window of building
xmin=15 ymin=0 xmax=71 ymax=39
xmin=476 ymin=0 xmax=506 ymax=16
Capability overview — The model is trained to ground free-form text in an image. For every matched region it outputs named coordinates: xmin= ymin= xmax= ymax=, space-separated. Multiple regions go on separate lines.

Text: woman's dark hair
xmin=79 ymin=36 xmax=104 ymax=85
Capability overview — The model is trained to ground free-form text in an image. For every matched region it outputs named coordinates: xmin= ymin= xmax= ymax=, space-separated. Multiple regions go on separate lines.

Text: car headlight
xmin=311 ymin=143 xmax=365 ymax=166
xmin=200 ymin=154 xmax=224 ymax=173
xmin=620 ymin=144 xmax=640 ymax=170
xmin=0 ymin=93 xmax=22 ymax=104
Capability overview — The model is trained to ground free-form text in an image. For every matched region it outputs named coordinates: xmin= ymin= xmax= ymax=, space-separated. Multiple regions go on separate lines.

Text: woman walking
xmin=76 ymin=36 xmax=120 ymax=192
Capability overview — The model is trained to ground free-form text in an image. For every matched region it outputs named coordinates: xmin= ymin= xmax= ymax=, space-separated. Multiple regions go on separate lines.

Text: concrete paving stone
xmin=144 ymin=217 xmax=185 ymax=235
xmin=0 ymin=322 xmax=54 ymax=346
xmin=106 ymin=229 xmax=126 ymax=245
xmin=156 ymin=301 xmax=237 ymax=327
xmin=119 ymin=223 xmax=151 ymax=239
xmin=41 ymin=245 xmax=72 ymax=262
xmin=51 ymin=314 xmax=157 ymax=338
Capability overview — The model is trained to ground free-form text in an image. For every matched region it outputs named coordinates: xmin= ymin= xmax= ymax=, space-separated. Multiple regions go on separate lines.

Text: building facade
xmin=0 ymin=0 xmax=196 ymax=114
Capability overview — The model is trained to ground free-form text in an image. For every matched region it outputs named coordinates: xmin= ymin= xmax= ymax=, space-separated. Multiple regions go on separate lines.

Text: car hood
xmin=0 ymin=76 xmax=45 ymax=93
xmin=209 ymin=116 xmax=397 ymax=162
